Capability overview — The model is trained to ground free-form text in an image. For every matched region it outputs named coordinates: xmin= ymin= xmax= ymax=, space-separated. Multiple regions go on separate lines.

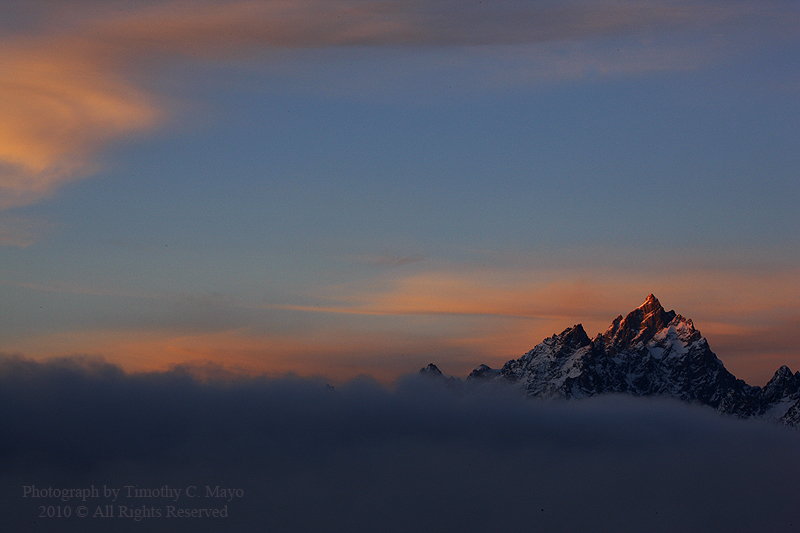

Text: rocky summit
xmin=425 ymin=295 xmax=800 ymax=427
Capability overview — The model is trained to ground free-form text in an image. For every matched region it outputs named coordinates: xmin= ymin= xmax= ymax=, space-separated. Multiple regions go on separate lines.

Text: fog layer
xmin=2 ymin=356 xmax=798 ymax=532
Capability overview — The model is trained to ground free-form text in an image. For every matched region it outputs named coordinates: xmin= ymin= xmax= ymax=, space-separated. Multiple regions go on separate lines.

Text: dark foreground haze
xmin=2 ymin=355 xmax=799 ymax=532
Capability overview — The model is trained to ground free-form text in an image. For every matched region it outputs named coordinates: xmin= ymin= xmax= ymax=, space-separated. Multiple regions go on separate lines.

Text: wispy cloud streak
xmin=1 ymin=0 xmax=793 ymax=210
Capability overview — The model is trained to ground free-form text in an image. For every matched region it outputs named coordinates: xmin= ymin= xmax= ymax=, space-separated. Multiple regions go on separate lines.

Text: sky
xmin=2 ymin=0 xmax=799 ymax=386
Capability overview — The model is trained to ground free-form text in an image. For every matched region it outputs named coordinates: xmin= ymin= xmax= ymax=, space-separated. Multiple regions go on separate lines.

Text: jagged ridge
xmin=429 ymin=295 xmax=800 ymax=427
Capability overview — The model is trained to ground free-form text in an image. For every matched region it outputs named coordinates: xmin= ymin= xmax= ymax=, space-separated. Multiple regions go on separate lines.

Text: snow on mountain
xmin=427 ymin=295 xmax=799 ymax=427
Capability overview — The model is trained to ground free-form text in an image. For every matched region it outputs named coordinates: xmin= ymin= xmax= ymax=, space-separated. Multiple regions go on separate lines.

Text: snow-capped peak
xmin=466 ymin=296 xmax=756 ymax=411
xmin=425 ymin=295 xmax=800 ymax=427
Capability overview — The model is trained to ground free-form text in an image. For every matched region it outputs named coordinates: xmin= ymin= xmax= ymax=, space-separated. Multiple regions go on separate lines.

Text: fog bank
xmin=1 ymin=355 xmax=798 ymax=532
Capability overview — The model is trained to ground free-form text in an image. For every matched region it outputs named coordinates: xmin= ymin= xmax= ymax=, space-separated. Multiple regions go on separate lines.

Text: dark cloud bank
xmin=2 ymin=355 xmax=799 ymax=532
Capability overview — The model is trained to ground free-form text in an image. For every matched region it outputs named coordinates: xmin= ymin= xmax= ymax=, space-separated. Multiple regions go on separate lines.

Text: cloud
xmin=0 ymin=38 xmax=159 ymax=209
xmin=260 ymin=262 xmax=800 ymax=381
xmin=0 ymin=325 xmax=489 ymax=386
xmin=6 ymin=259 xmax=800 ymax=383
xmin=275 ymin=271 xmax=612 ymax=319
xmin=10 ymin=0 xmax=734 ymax=53
xmin=2 ymin=0 xmax=793 ymax=209
xmin=1 ymin=354 xmax=799 ymax=532
xmin=9 ymin=261 xmax=798 ymax=384
xmin=0 ymin=0 xmax=424 ymax=211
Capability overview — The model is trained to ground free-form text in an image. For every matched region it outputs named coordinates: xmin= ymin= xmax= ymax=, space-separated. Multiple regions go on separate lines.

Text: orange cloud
xmin=275 ymin=272 xmax=604 ymax=319
xmin=2 ymin=0 xmax=789 ymax=211
xmin=0 ymin=38 xmax=160 ymax=209
xmin=2 ymin=325 xmax=489 ymax=386
xmin=5 ymin=262 xmax=800 ymax=384
xmin=260 ymin=262 xmax=800 ymax=380
xmin=0 ymin=1 xmax=416 ymax=210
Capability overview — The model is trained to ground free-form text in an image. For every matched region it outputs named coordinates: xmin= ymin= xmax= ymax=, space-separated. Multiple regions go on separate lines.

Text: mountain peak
xmin=761 ymin=365 xmax=800 ymax=404
xmin=446 ymin=294 xmax=800 ymax=427
xmin=639 ymin=294 xmax=662 ymax=313
xmin=559 ymin=324 xmax=591 ymax=348
xmin=419 ymin=363 xmax=443 ymax=376
xmin=600 ymin=295 xmax=676 ymax=352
